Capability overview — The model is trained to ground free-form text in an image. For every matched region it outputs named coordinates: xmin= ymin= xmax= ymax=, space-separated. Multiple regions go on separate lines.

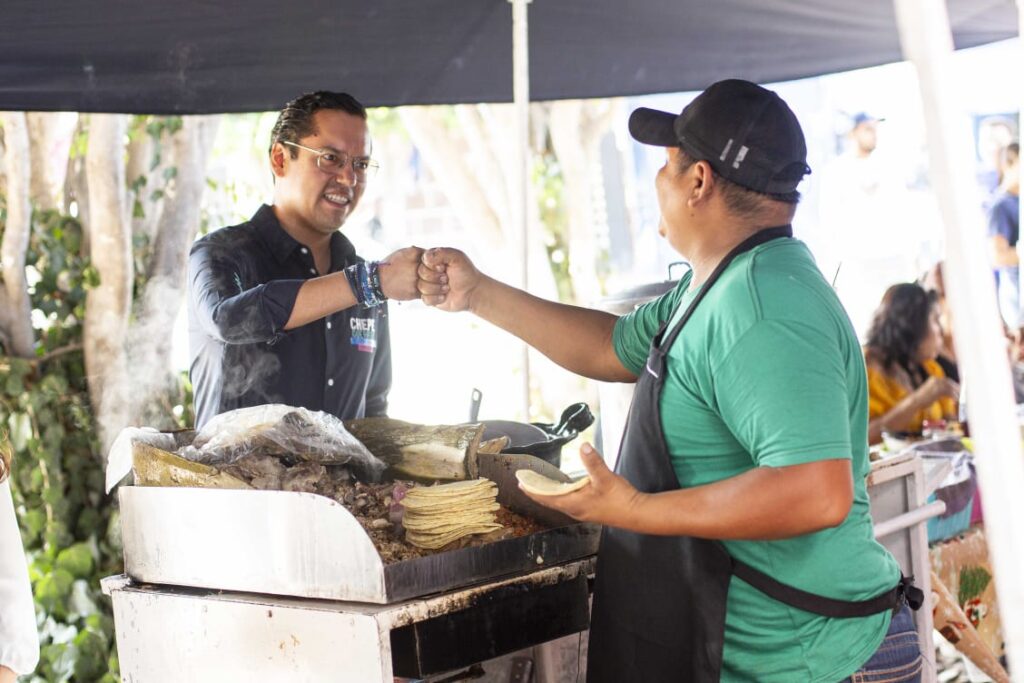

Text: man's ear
xmin=689 ymin=160 xmax=716 ymax=206
xmin=270 ymin=142 xmax=288 ymax=178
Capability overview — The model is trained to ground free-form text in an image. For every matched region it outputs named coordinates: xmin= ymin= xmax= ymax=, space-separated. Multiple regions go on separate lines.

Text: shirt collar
xmin=251 ymin=204 xmax=301 ymax=265
xmin=251 ymin=204 xmax=359 ymax=272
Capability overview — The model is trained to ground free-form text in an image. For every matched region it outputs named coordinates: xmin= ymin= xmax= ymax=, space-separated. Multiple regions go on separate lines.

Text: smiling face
xmin=270 ymin=109 xmax=370 ymax=238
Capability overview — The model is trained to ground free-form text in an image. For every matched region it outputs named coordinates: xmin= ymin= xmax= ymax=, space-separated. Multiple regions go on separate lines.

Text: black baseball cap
xmin=629 ymin=79 xmax=811 ymax=195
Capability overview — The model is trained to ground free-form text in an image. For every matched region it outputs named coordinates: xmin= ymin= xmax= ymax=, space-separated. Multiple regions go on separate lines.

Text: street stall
xmin=3 ymin=1 xmax=1023 ymax=681
xmin=102 ymin=408 xmax=599 ymax=681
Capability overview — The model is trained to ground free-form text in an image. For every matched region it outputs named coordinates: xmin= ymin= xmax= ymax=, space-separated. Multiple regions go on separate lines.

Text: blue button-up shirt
xmin=188 ymin=204 xmax=391 ymax=429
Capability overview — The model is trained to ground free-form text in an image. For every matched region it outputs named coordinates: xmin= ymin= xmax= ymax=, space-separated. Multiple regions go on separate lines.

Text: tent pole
xmin=511 ymin=0 xmax=531 ymax=420
xmin=893 ymin=0 xmax=1024 ymax=674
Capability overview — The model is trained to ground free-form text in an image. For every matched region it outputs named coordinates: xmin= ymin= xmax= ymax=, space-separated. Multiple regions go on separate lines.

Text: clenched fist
xmin=417 ymin=247 xmax=483 ymax=312
xmin=379 ymin=246 xmax=425 ymax=301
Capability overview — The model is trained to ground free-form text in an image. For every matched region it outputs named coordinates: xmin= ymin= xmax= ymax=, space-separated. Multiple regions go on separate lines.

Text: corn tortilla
xmin=515 ymin=470 xmax=591 ymax=496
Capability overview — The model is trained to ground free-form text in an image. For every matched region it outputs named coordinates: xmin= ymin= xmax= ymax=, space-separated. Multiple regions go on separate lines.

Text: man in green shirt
xmin=416 ymin=79 xmax=921 ymax=682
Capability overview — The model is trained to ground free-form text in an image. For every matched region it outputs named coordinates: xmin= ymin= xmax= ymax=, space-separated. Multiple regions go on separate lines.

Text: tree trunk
xmin=0 ymin=112 xmax=35 ymax=358
xmin=147 ymin=116 xmax=219 ymax=283
xmin=454 ymin=105 xmax=511 ymax=226
xmin=126 ymin=117 xmax=159 ymax=245
xmin=398 ymin=106 xmax=506 ymax=252
xmin=26 ymin=112 xmax=73 ymax=211
xmin=549 ymin=100 xmax=615 ymax=306
xmin=63 ymin=117 xmax=90 ymax=244
xmin=128 ymin=116 xmax=219 ymax=426
xmin=83 ymin=114 xmax=132 ymax=444
xmin=399 ymin=105 xmax=557 ymax=299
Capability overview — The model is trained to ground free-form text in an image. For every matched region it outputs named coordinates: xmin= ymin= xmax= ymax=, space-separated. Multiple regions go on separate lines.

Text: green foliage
xmin=0 ymin=209 xmax=120 ymax=682
xmin=0 ymin=110 xmax=208 ymax=679
xmin=127 ymin=115 xmax=182 ymax=224
xmin=2 ymin=201 xmax=194 ymax=680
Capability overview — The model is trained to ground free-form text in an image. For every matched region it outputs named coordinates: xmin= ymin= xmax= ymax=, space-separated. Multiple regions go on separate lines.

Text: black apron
xmin=587 ymin=225 xmax=921 ymax=683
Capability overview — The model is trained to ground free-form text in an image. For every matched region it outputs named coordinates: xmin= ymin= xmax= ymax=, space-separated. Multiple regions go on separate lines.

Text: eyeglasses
xmin=281 ymin=141 xmax=379 ymax=182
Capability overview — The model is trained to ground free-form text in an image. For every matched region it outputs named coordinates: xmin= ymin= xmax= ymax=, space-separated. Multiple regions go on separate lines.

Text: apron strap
xmin=732 ymin=557 xmax=924 ymax=618
xmin=659 ymin=224 xmax=793 ymax=351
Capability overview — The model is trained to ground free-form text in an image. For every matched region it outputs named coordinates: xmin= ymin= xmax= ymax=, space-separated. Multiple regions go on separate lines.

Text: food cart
xmin=103 ymin=432 xmax=599 ymax=682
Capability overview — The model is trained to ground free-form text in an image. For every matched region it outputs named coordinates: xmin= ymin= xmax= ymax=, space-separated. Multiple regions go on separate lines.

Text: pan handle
xmin=552 ymin=402 xmax=594 ymax=436
xmin=468 ymin=388 xmax=483 ymax=422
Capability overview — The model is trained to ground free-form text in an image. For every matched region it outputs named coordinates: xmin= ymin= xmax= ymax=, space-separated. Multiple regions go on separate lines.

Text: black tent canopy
xmin=0 ymin=0 xmax=1017 ymax=114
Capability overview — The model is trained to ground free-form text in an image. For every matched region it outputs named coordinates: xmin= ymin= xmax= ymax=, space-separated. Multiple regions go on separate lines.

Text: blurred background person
xmin=919 ymin=262 xmax=959 ymax=382
xmin=988 ymin=142 xmax=1020 ymax=331
xmin=864 ymin=283 xmax=960 ymax=445
xmin=820 ymin=113 xmax=924 ymax=339
xmin=0 ymin=441 xmax=39 ymax=682
xmin=975 ymin=116 xmax=1017 ymax=195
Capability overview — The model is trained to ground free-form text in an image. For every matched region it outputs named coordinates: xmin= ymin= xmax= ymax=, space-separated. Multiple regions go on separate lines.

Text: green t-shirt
xmin=612 ymin=238 xmax=900 ymax=682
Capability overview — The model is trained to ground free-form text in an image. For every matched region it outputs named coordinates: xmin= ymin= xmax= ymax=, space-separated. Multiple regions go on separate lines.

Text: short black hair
xmin=269 ymin=91 xmax=367 ymax=158
xmin=676 ymin=150 xmax=800 ymax=220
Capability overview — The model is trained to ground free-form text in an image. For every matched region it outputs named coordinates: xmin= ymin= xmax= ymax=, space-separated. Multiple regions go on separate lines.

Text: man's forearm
xmin=284 ymin=272 xmax=358 ymax=330
xmin=619 ymin=459 xmax=854 ymax=540
xmin=470 ymin=276 xmax=635 ymax=382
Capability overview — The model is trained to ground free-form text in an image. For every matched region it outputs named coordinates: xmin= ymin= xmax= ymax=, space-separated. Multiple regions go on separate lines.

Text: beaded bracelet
xmin=367 ymin=261 xmax=387 ymax=302
xmin=343 ymin=262 xmax=386 ymax=308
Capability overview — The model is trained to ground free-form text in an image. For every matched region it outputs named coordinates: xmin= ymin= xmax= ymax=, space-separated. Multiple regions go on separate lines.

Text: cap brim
xmin=628 ymin=107 xmax=679 ymax=146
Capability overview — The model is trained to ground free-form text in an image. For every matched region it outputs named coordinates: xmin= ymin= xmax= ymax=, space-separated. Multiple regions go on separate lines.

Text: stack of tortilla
xmin=402 ymin=479 xmax=503 ymax=549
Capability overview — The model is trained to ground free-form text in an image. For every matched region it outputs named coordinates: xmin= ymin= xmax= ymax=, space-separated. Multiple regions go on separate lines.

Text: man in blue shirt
xmin=188 ymin=92 xmax=423 ymax=428
xmin=988 ymin=142 xmax=1020 ymax=330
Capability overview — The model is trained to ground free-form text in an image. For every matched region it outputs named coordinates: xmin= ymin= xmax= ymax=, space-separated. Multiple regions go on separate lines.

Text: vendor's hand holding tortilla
xmin=515 ymin=470 xmax=591 ymax=496
xmin=519 ymin=443 xmax=646 ymax=528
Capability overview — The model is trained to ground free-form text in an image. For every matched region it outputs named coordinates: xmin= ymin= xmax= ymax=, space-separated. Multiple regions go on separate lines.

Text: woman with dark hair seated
xmin=865 ymin=282 xmax=960 ymax=445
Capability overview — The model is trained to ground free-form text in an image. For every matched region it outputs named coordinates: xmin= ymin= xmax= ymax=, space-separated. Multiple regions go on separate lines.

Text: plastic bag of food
xmin=183 ymin=404 xmax=386 ymax=482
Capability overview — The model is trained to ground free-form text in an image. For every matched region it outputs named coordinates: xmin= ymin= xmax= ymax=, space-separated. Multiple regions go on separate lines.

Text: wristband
xmin=343 ymin=262 xmax=385 ymax=308
xmin=368 ymin=261 xmax=387 ymax=302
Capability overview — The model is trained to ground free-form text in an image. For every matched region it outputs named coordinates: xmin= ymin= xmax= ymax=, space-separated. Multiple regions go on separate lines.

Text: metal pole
xmin=511 ymin=0 xmax=531 ymax=420
xmin=893 ymin=0 xmax=1024 ymax=674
